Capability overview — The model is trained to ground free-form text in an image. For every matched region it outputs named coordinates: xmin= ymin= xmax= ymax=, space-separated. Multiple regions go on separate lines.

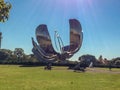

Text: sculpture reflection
xmin=32 ymin=19 xmax=83 ymax=65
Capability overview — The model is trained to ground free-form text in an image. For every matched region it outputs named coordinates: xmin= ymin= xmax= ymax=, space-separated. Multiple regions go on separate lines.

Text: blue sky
xmin=0 ymin=0 xmax=120 ymax=60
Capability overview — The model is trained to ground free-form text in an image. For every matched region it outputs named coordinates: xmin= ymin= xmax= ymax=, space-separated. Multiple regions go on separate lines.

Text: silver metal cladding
xmin=32 ymin=19 xmax=83 ymax=62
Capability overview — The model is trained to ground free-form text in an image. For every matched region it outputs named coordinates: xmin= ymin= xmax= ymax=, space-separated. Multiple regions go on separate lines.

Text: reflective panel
xmin=69 ymin=19 xmax=83 ymax=54
xmin=36 ymin=25 xmax=57 ymax=58
xmin=32 ymin=37 xmax=56 ymax=61
xmin=32 ymin=19 xmax=83 ymax=62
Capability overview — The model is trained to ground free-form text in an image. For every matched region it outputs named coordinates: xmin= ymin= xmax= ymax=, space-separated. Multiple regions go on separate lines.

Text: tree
xmin=14 ymin=48 xmax=25 ymax=60
xmin=79 ymin=54 xmax=97 ymax=66
xmin=0 ymin=0 xmax=11 ymax=22
xmin=112 ymin=57 xmax=120 ymax=65
xmin=0 ymin=49 xmax=9 ymax=60
xmin=0 ymin=49 xmax=13 ymax=60
xmin=98 ymin=55 xmax=103 ymax=61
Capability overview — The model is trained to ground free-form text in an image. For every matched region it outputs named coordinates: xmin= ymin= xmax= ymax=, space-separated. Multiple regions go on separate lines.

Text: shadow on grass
xmin=19 ymin=64 xmax=43 ymax=67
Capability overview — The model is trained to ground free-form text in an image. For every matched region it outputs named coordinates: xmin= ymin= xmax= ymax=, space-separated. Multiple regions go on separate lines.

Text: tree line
xmin=0 ymin=48 xmax=38 ymax=64
xmin=0 ymin=48 xmax=120 ymax=68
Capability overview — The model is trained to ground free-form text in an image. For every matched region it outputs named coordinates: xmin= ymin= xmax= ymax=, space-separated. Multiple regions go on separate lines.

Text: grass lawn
xmin=0 ymin=65 xmax=119 ymax=90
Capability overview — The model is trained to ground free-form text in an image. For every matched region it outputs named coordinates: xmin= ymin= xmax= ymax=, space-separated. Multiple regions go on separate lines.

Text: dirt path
xmin=86 ymin=68 xmax=120 ymax=74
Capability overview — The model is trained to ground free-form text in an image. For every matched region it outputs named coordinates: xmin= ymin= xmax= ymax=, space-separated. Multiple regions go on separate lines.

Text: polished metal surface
xmin=32 ymin=25 xmax=57 ymax=61
xmin=62 ymin=19 xmax=83 ymax=58
xmin=32 ymin=19 xmax=83 ymax=62
xmin=36 ymin=25 xmax=57 ymax=55
xmin=69 ymin=19 xmax=83 ymax=54
xmin=32 ymin=37 xmax=56 ymax=62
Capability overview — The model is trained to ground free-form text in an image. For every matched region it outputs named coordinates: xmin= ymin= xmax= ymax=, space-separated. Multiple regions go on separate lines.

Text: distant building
xmin=0 ymin=32 xmax=2 ymax=49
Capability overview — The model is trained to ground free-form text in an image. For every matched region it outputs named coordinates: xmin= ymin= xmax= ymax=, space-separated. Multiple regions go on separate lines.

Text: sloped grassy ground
xmin=0 ymin=65 xmax=119 ymax=90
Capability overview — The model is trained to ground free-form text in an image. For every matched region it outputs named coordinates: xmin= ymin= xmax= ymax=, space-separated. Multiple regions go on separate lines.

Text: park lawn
xmin=0 ymin=65 xmax=119 ymax=90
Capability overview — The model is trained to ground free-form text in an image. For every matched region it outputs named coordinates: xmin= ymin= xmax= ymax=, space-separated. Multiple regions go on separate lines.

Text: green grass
xmin=0 ymin=65 xmax=119 ymax=90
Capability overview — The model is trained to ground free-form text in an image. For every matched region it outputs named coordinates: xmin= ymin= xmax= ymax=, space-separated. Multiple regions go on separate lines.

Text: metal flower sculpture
xmin=32 ymin=19 xmax=83 ymax=64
